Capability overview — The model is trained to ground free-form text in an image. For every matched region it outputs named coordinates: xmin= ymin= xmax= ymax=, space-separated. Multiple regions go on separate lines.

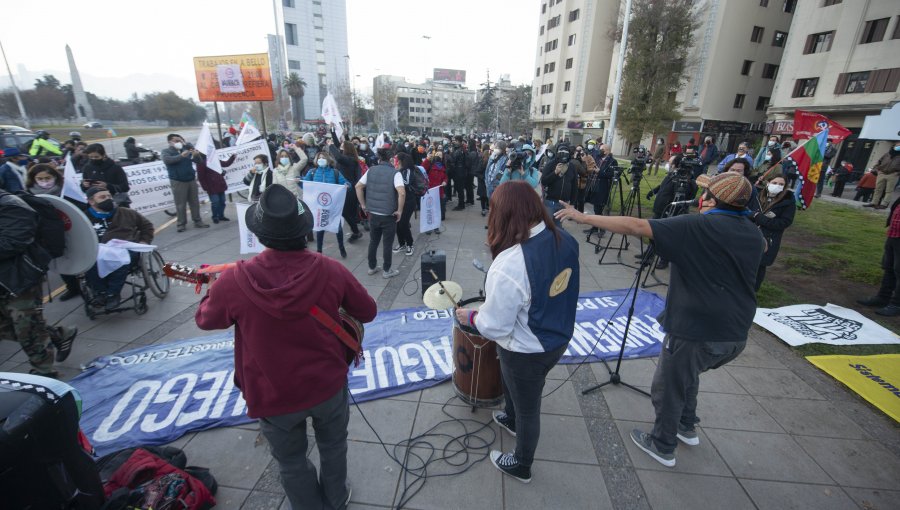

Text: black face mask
xmin=96 ymin=199 xmax=115 ymax=212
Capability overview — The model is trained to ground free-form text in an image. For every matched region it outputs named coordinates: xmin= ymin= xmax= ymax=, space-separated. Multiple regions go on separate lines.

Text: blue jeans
xmin=316 ymin=223 xmax=345 ymax=253
xmin=86 ymin=251 xmax=139 ymax=299
xmin=209 ymin=192 xmax=226 ymax=220
xmin=543 ymin=199 xmax=564 ymax=227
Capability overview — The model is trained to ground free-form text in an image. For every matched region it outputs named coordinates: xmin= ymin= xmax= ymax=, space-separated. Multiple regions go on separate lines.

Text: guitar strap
xmin=309 ymin=306 xmax=363 ymax=365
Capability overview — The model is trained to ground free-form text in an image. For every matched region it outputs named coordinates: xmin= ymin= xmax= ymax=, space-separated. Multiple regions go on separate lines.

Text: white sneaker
xmin=392 ymin=244 xmax=405 ymax=253
xmin=367 ymin=267 xmax=380 ymax=275
xmin=405 ymin=245 xmax=414 ymax=256
xmin=382 ymin=268 xmax=400 ymax=279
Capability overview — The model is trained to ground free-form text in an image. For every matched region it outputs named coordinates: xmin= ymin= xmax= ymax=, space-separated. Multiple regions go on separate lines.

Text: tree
xmin=475 ymin=83 xmax=496 ymax=132
xmin=616 ymin=0 xmax=697 ymax=146
xmin=284 ymin=72 xmax=307 ymax=130
xmin=373 ymin=79 xmax=397 ymax=132
xmin=500 ymin=85 xmax=532 ymax=136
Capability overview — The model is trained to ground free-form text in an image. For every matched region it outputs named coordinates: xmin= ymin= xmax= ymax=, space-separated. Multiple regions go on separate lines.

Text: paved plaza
xmin=3 ymin=198 xmax=899 ymax=510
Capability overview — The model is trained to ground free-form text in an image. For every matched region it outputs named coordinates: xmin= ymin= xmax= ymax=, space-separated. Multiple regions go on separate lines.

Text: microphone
xmin=669 ymin=198 xmax=700 ymax=207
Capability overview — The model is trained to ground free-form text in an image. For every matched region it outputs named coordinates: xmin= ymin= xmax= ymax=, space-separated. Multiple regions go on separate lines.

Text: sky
xmin=0 ymin=0 xmax=538 ymax=103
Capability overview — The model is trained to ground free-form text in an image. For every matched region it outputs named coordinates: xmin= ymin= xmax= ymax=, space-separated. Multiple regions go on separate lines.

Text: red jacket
xmin=195 ymin=249 xmax=377 ymax=418
xmin=195 ymin=154 xmax=236 ymax=194
xmin=421 ymin=158 xmax=447 ymax=198
xmin=857 ymin=172 xmax=876 ymax=189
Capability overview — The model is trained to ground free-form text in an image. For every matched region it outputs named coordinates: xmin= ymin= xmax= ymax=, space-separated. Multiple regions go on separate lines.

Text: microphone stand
xmin=582 ymin=243 xmax=654 ymax=398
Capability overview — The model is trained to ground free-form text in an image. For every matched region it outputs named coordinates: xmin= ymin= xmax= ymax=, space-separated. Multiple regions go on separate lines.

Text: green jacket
xmin=29 ymin=138 xmax=62 ymax=156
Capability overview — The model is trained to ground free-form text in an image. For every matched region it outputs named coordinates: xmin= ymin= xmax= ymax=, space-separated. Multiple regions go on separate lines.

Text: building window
xmin=568 ymin=9 xmax=580 ymax=22
xmin=741 ymin=60 xmax=754 ymax=76
xmin=772 ymin=31 xmax=787 ymax=47
xmin=548 ymin=15 xmax=561 ymax=29
xmin=823 ymin=0 xmax=842 ymax=5
xmin=568 ymin=34 xmax=577 ymax=46
xmin=565 ymin=58 xmax=573 ymax=69
xmin=792 ymin=77 xmax=819 ymax=97
xmin=544 ymin=39 xmax=558 ymax=51
xmin=564 ymin=81 xmax=571 ymax=91
xmin=783 ymin=0 xmax=796 ymax=13
xmin=282 ymin=0 xmax=294 ymax=7
xmin=561 ymin=103 xmax=568 ymax=113
xmin=860 ymin=18 xmax=890 ymax=44
xmin=540 ymin=25 xmax=545 ymax=35
xmin=762 ymin=63 xmax=779 ymax=79
xmin=895 ymin=17 xmax=900 ymax=39
xmin=760 ymin=0 xmax=768 ymax=6
xmin=751 ymin=26 xmax=764 ymax=43
xmin=845 ymin=71 xmax=871 ymax=93
xmin=733 ymin=94 xmax=745 ymax=109
xmin=756 ymin=96 xmax=770 ymax=111
xmin=288 ymin=60 xmax=301 ymax=71
xmin=543 ymin=62 xmax=556 ymax=73
xmin=804 ymin=31 xmax=834 ymax=53
xmin=542 ymin=3 xmax=546 ymax=14
xmin=284 ymin=23 xmax=298 ymax=46
xmin=536 ymin=67 xmax=541 ymax=77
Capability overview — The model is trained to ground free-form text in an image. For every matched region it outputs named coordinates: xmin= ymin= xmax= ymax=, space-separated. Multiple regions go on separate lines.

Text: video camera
xmin=629 ymin=146 xmax=649 ymax=181
xmin=674 ymin=150 xmax=703 ymax=177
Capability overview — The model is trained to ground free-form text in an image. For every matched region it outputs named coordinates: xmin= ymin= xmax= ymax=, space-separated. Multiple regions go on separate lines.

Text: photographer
xmin=162 ymin=134 xmax=209 ymax=232
xmin=584 ymin=144 xmax=618 ymax=233
xmin=555 ymin=172 xmax=765 ymax=468
xmin=499 ymin=152 xmax=540 ymax=189
xmin=540 ymin=143 xmax=579 ymax=226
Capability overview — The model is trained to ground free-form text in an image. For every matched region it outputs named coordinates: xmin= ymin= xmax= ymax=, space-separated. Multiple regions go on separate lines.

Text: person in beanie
xmin=556 ymin=172 xmax=765 ymax=468
xmin=195 ymin=184 xmax=377 ymax=510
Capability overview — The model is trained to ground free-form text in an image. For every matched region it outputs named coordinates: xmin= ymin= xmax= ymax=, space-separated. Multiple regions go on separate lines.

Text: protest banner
xmin=304 ymin=181 xmax=348 ymax=233
xmin=193 ymin=53 xmax=274 ymax=102
xmin=235 ymin=203 xmax=264 ymax=254
xmin=420 ymin=186 xmax=441 ymax=232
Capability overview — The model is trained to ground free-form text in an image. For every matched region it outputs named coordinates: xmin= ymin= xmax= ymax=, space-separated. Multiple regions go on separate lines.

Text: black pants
xmin=477 ymin=176 xmax=488 ymax=210
xmin=454 ymin=172 xmax=466 ymax=205
xmin=464 ymin=174 xmax=475 ymax=204
xmin=854 ymin=188 xmax=874 ymax=202
xmin=396 ymin=198 xmax=416 ymax=247
xmin=575 ymin=188 xmax=587 ymax=212
xmin=832 ymin=180 xmax=847 ymax=197
xmin=650 ymin=336 xmax=745 ymax=454
xmin=498 ymin=344 xmax=567 ymax=467
xmin=367 ymin=213 xmax=397 ymax=271
xmin=342 ymin=192 xmax=361 ymax=235
xmin=755 ymin=264 xmax=767 ymax=291
xmin=878 ymin=237 xmax=900 ymax=306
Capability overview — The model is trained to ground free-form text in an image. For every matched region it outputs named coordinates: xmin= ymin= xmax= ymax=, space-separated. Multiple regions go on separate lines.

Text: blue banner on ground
xmin=70 ymin=289 xmax=665 ymax=455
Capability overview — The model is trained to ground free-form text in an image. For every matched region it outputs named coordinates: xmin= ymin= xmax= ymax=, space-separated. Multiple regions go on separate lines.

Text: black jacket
xmin=448 ymin=146 xmax=467 ymax=178
xmin=755 ymin=191 xmax=795 ymax=266
xmin=81 ymin=157 xmax=130 ymax=195
xmin=124 ymin=139 xmax=149 ymax=160
xmin=650 ymin=172 xmax=698 ymax=219
xmin=540 ymin=157 xmax=579 ymax=202
xmin=0 ymin=192 xmax=49 ymax=296
xmin=466 ymin=149 xmax=481 ymax=177
xmin=586 ymin=154 xmax=619 ymax=206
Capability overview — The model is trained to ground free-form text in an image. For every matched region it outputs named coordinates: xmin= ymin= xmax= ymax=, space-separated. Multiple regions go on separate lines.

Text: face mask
xmin=280 ymin=157 xmax=290 ymax=166
xmin=36 ymin=179 xmax=56 ymax=189
xmin=546 ymin=151 xmax=553 ymax=159
xmin=738 ymin=148 xmax=746 ymax=153
xmin=767 ymin=183 xmax=784 ymax=195
xmin=317 ymin=158 xmax=327 ymax=167
xmin=360 ymin=144 xmax=368 ymax=150
xmin=173 ymin=142 xmax=184 ymax=150
xmin=255 ymin=163 xmax=266 ymax=172
xmin=768 ymin=141 xmax=777 ymax=147
xmin=895 ymin=146 xmax=900 ymax=152
xmin=587 ymin=144 xmax=595 ymax=151
xmin=96 ymin=198 xmax=115 ymax=212
xmin=765 ymin=154 xmax=772 ymax=161
xmin=404 ymin=144 xmax=410 ymax=148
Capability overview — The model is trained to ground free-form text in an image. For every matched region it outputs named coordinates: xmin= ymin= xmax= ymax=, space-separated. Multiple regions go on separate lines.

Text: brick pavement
xmin=4 ymin=197 xmax=899 ymax=510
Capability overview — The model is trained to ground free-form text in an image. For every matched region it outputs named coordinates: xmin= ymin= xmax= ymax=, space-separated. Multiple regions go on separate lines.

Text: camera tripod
xmin=585 ymin=171 xmax=623 ymax=253
xmin=596 ymin=172 xmax=644 ymax=269
xmin=582 ymin=244 xmax=655 ymax=399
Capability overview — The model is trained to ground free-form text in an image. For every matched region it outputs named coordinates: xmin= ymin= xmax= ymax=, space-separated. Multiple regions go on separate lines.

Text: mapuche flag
xmin=785 ymin=129 xmax=829 ymax=210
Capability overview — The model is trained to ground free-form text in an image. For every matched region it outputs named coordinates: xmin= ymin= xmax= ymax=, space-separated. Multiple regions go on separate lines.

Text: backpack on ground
xmin=16 ymin=192 xmax=66 ymax=258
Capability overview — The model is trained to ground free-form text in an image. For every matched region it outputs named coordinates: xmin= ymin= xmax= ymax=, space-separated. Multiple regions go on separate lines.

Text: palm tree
xmin=284 ymin=72 xmax=307 ymax=130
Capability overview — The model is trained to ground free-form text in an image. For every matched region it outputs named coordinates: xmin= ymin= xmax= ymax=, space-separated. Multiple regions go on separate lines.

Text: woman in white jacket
xmin=273 ymin=147 xmax=307 ymax=198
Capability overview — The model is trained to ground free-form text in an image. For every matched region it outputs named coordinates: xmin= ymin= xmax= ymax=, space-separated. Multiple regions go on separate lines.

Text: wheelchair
xmin=78 ymin=250 xmax=171 ymax=320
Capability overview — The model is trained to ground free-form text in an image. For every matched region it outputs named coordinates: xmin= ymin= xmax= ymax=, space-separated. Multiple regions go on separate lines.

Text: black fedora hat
xmin=245 ymin=184 xmax=313 ymax=240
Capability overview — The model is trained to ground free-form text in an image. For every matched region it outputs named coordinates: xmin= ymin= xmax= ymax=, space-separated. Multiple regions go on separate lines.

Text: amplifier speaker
xmin=420 ymin=250 xmax=447 ymax=297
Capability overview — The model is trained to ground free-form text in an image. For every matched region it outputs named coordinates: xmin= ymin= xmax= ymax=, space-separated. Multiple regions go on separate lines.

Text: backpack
xmin=406 ymin=168 xmax=428 ymax=197
xmin=16 ymin=192 xmax=66 ymax=258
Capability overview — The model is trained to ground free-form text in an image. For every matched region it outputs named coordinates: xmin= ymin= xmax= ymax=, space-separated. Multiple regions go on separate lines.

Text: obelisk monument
xmin=66 ymin=44 xmax=94 ymax=122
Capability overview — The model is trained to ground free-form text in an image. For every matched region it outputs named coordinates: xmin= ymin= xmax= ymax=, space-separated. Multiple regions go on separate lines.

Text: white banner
xmin=321 ymin=93 xmax=344 ymax=140
xmin=123 ymin=139 xmax=268 ymax=215
xmin=216 ymin=64 xmax=245 ymax=93
xmin=235 ymin=122 xmax=261 ymax=147
xmin=304 ymin=181 xmax=347 ymax=233
xmin=235 ymin=203 xmax=264 ymax=254
xmin=420 ymin=186 xmax=441 ymax=232
xmin=754 ymin=303 xmax=900 ymax=346
xmin=195 ymin=122 xmax=221 ymax=173
xmin=63 ymin=155 xmax=86 ymax=203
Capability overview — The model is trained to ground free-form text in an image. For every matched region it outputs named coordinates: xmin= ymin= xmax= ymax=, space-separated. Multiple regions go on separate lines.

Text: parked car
xmin=83 ymin=121 xmax=103 ymax=128
xmin=0 ymin=126 xmax=61 ymax=154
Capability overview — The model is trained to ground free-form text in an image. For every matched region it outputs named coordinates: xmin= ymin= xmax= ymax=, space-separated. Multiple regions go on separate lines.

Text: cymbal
xmin=423 ymin=281 xmax=463 ymax=310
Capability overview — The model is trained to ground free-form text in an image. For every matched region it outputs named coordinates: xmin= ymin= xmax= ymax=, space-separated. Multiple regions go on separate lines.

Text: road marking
xmin=43 ymin=215 xmax=178 ymax=302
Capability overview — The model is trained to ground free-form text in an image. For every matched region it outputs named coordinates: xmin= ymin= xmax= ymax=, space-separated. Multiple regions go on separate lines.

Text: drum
xmin=452 ymin=297 xmax=503 ymax=407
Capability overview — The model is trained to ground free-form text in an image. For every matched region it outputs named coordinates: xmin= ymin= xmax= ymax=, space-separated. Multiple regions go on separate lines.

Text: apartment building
xmin=531 ymin=0 xmax=793 ymax=154
xmin=767 ymin=0 xmax=900 ymax=169
xmin=374 ymin=74 xmax=477 ymax=134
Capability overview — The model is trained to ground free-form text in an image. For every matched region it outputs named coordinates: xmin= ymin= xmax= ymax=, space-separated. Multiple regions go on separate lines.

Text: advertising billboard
xmin=193 ymin=53 xmax=275 ymax=102
xmin=433 ymin=68 xmax=466 ymax=84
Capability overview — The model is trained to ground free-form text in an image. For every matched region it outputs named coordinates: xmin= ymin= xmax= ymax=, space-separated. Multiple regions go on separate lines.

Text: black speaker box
xmin=421 ymin=250 xmax=447 ymax=297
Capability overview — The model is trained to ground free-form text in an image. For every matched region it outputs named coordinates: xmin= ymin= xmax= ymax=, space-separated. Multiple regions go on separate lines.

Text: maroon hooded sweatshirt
xmin=195 ymin=248 xmax=377 ymax=418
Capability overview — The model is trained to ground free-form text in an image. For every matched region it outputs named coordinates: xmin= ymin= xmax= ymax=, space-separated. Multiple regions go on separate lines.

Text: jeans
xmin=170 ymin=179 xmax=202 ymax=226
xmin=498 ymin=344 xmax=567 ymax=467
xmin=316 ymin=223 xmax=345 ymax=253
xmin=85 ymin=252 xmax=139 ymax=299
xmin=543 ymin=199 xmax=564 ymax=227
xmin=367 ymin=213 xmax=397 ymax=271
xmin=259 ymin=385 xmax=350 ymax=510
xmin=878 ymin=237 xmax=900 ymax=306
xmin=396 ymin=198 xmax=416 ymax=247
xmin=650 ymin=335 xmax=745 ymax=454
xmin=209 ymin=192 xmax=226 ymax=220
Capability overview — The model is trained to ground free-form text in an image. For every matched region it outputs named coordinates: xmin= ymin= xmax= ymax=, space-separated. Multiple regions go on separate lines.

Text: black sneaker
xmin=452 ymin=205 xmax=465 ymax=211
xmin=220 ymin=216 xmax=231 ymax=221
xmin=51 ymin=326 xmax=78 ymax=362
xmin=857 ymin=296 xmax=889 ymax=307
xmin=348 ymin=232 xmax=363 ymax=243
xmin=489 ymin=451 xmax=531 ymax=483
xmin=104 ymin=295 xmax=121 ymax=312
xmin=630 ymin=429 xmax=675 ymax=467
xmin=58 ymin=288 xmax=80 ymax=301
xmin=876 ymin=305 xmax=900 ymax=317
xmin=339 ymin=246 xmax=347 ymax=259
xmin=29 ymin=368 xmax=59 ymax=379
xmin=492 ymin=411 xmax=516 ymax=437
xmin=676 ymin=423 xmax=699 ymax=446
xmin=392 ymin=244 xmax=405 ymax=253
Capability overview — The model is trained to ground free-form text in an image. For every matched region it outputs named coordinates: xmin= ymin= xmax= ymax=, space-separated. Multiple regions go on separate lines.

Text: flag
xmin=62 ymin=155 xmax=87 ymax=203
xmin=420 ymin=186 xmax=442 ymax=233
xmin=785 ymin=129 xmax=829 ymax=210
xmin=793 ymin=110 xmax=852 ymax=143
xmin=106 ymin=128 xmax=117 ymax=138
xmin=236 ymin=112 xmax=262 ymax=146
xmin=195 ymin=122 xmax=222 ymax=172
xmin=321 ymin=93 xmax=344 ymax=140
xmin=304 ymin=181 xmax=347 ymax=233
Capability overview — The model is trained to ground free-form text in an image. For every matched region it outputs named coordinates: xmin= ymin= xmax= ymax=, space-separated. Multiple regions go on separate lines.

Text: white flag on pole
xmin=236 ymin=120 xmax=262 ymax=146
xmin=321 ymin=93 xmax=344 ymax=140
xmin=304 ymin=181 xmax=347 ymax=233
xmin=195 ymin=122 xmax=222 ymax=172
xmin=236 ymin=203 xmax=264 ymax=254
xmin=419 ymin=186 xmax=441 ymax=232
xmin=62 ymin=155 xmax=87 ymax=203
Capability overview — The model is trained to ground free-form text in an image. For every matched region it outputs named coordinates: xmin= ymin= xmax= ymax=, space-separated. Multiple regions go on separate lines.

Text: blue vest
xmin=520 ymin=228 xmax=580 ymax=351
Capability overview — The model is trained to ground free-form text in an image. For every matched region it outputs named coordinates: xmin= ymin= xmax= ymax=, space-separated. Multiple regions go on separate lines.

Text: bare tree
xmin=373 ymin=80 xmax=398 ymax=132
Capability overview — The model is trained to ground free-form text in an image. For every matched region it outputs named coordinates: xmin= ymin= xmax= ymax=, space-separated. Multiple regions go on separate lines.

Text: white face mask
xmin=173 ymin=142 xmax=184 ymax=150
xmin=767 ymin=183 xmax=784 ymax=195
xmin=360 ymin=143 xmax=367 ymax=151
xmin=765 ymin=154 xmax=772 ymax=161
xmin=36 ymin=179 xmax=56 ymax=189
xmin=255 ymin=163 xmax=265 ymax=172
xmin=317 ymin=158 xmax=327 ymax=167
xmin=279 ymin=157 xmax=290 ymax=166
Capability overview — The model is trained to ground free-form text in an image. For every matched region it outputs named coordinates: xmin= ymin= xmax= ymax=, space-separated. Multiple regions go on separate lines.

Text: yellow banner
xmin=806 ymin=354 xmax=900 ymax=423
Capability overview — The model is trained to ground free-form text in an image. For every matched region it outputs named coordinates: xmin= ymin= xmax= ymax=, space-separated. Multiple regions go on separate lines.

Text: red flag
xmin=793 ymin=110 xmax=852 ymax=143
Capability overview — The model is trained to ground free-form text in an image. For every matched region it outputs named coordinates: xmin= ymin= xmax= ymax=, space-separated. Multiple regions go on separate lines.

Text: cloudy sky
xmin=0 ymin=0 xmax=538 ymax=102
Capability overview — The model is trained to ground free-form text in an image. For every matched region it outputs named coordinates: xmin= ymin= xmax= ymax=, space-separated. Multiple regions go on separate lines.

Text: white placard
xmin=419 ymin=186 xmax=441 ymax=232
xmin=754 ymin=303 xmax=900 ymax=346
xmin=216 ymin=64 xmax=245 ymax=93
xmin=235 ymin=203 xmax=264 ymax=254
xmin=304 ymin=181 xmax=348 ymax=233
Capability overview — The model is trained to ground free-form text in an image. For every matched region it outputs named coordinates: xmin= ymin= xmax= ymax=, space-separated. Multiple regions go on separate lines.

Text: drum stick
xmin=428 ymin=269 xmax=460 ymax=307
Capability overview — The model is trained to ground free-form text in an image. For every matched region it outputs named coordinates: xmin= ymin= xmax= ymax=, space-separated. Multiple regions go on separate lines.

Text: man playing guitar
xmin=195 ymin=184 xmax=376 ymax=510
